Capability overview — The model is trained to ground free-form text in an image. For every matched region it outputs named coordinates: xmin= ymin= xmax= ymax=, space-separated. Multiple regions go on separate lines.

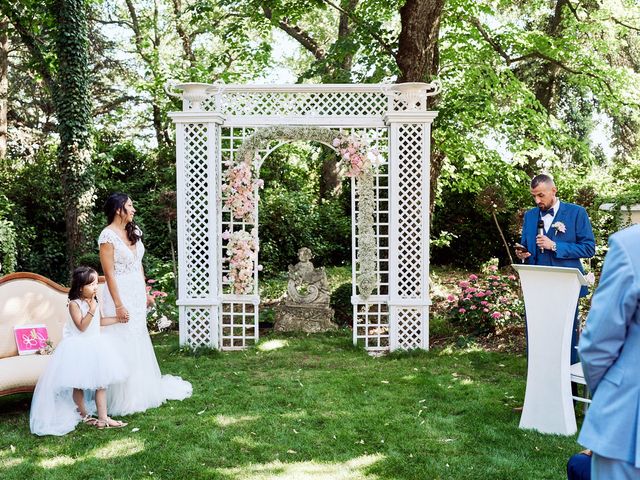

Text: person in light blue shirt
xmin=578 ymin=224 xmax=640 ymax=479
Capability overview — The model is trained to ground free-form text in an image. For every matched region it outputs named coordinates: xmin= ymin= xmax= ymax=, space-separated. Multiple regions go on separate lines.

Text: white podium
xmin=512 ymin=264 xmax=587 ymax=435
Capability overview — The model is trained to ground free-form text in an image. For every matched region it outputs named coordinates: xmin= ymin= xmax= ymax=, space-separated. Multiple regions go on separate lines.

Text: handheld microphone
xmin=537 ymin=220 xmax=544 ymax=253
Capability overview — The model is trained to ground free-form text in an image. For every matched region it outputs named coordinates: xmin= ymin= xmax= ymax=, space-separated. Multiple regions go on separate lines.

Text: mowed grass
xmin=1 ymin=330 xmax=583 ymax=479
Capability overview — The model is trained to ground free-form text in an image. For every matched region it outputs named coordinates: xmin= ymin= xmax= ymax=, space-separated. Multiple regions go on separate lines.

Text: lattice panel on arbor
xmin=218 ymin=126 xmax=259 ymax=350
xmin=221 ymin=301 xmax=257 ymax=350
xmin=396 ymin=124 xmax=425 ymax=299
xmin=203 ymin=91 xmax=388 ymax=117
xmin=184 ymin=306 xmax=213 ymax=348
xmin=184 ymin=123 xmax=211 ymax=299
xmin=395 ymin=308 xmax=424 ymax=350
xmin=354 ymin=303 xmax=389 ymax=350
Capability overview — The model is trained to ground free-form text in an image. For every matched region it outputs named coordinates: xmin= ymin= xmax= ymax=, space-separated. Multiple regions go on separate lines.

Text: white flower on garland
xmin=222 ymin=126 xmax=384 ymax=298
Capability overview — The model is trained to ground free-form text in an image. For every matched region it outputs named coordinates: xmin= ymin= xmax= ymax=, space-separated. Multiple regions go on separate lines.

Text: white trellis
xmin=167 ymin=82 xmax=439 ymax=352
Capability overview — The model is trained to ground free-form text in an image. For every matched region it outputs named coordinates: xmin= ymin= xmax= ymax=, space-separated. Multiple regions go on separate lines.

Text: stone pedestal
xmin=273 ymin=305 xmax=337 ymax=333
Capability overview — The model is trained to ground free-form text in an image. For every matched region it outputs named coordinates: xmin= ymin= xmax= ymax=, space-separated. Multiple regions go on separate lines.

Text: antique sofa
xmin=0 ymin=272 xmax=105 ymax=397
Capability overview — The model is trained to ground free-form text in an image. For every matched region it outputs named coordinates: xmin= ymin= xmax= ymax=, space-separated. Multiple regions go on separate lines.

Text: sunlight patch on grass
xmin=257 ymin=339 xmax=290 ymax=352
xmin=91 ymin=438 xmax=145 ymax=460
xmin=39 ymin=455 xmax=76 ymax=469
xmin=279 ymin=410 xmax=308 ymax=420
xmin=218 ymin=453 xmax=384 ymax=479
xmin=231 ymin=434 xmax=260 ymax=449
xmin=214 ymin=414 xmax=260 ymax=427
xmin=0 ymin=455 xmax=24 ymax=468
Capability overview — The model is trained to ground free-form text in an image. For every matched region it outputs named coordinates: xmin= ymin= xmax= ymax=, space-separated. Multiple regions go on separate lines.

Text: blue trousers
xmin=567 ymin=453 xmax=591 ymax=480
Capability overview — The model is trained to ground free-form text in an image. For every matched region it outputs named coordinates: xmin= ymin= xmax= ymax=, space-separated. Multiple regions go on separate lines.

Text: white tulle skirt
xmin=102 ymin=322 xmax=192 ymax=416
xmin=29 ymin=334 xmax=128 ymax=436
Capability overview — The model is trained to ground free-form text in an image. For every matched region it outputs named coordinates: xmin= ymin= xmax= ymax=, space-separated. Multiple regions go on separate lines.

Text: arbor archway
xmin=168 ymin=82 xmax=438 ymax=352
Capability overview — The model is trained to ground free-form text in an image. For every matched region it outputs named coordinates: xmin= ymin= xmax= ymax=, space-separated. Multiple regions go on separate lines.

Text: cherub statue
xmin=287 ymin=247 xmax=330 ymax=305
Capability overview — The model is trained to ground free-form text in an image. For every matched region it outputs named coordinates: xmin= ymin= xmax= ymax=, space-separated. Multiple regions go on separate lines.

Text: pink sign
xmin=14 ymin=324 xmax=49 ymax=355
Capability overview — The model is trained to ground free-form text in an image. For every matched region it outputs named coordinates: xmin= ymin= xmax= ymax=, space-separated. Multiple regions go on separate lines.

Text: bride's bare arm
xmin=100 ymin=242 xmax=129 ymax=322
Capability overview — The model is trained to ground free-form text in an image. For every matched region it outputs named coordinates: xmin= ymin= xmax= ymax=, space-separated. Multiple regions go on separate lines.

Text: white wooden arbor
xmin=167 ymin=82 xmax=439 ymax=353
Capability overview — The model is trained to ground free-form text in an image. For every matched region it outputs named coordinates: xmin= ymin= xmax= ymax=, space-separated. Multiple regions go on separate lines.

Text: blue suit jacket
xmin=578 ymin=225 xmax=640 ymax=467
xmin=520 ymin=201 xmax=595 ymax=296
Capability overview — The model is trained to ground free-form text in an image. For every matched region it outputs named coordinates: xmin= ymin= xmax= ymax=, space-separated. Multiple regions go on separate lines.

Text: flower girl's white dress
xmin=29 ymin=300 xmax=128 ymax=436
xmin=99 ymin=228 xmax=192 ymax=415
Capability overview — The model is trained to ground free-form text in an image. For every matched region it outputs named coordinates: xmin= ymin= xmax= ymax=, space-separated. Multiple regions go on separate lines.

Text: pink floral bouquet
xmin=332 ymin=135 xmax=383 ymax=178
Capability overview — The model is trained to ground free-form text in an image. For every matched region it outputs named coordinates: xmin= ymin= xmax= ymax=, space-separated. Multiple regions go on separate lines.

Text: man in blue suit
xmin=578 ymin=224 xmax=640 ymax=478
xmin=515 ymin=174 xmax=595 ymax=363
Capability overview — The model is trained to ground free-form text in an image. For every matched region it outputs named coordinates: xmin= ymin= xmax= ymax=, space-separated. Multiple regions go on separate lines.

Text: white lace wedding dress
xmin=99 ymin=228 xmax=192 ymax=415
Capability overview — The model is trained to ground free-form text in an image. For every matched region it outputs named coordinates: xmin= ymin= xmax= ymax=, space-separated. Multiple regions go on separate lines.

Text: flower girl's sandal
xmin=96 ymin=417 xmax=128 ymax=429
xmin=82 ymin=415 xmax=98 ymax=426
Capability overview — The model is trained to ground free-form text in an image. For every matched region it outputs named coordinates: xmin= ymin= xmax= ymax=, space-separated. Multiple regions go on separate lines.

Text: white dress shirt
xmin=541 ymin=198 xmax=560 ymax=232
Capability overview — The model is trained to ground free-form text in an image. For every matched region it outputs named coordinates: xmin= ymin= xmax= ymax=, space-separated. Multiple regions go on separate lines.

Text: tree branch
xmin=170 ymin=0 xmax=197 ymax=68
xmin=261 ymin=4 xmax=325 ymax=60
xmin=320 ymin=0 xmax=396 ymax=60
xmin=611 ymin=16 xmax=640 ymax=32
xmin=470 ymin=16 xmax=614 ymax=95
xmin=92 ymin=94 xmax=140 ymax=116
xmin=90 ymin=16 xmax=134 ymax=29
xmin=124 ymin=0 xmax=154 ymax=65
xmin=0 ymin=2 xmax=57 ymax=95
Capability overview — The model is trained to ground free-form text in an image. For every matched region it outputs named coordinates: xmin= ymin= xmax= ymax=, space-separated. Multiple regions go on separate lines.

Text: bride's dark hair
xmin=104 ymin=192 xmax=142 ymax=244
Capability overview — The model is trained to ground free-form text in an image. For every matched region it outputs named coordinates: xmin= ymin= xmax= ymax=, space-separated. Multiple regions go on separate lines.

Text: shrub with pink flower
xmin=445 ymin=265 xmax=524 ymax=334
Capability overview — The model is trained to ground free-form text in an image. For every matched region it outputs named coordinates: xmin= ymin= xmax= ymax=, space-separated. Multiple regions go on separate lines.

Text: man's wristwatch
xmin=551 ymin=241 xmax=557 ymax=252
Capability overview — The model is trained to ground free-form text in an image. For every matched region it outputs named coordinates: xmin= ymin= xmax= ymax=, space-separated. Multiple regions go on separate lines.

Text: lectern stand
xmin=512 ymin=264 xmax=587 ymax=435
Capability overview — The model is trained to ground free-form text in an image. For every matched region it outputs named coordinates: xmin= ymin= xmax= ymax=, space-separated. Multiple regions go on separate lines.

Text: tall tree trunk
xmin=318 ymin=0 xmax=359 ymax=200
xmin=397 ymin=0 xmax=444 ymax=85
xmin=396 ymin=0 xmax=445 ymax=211
xmin=54 ymin=0 xmax=94 ymax=271
xmin=0 ymin=18 xmax=8 ymax=163
xmin=533 ymin=0 xmax=568 ymax=112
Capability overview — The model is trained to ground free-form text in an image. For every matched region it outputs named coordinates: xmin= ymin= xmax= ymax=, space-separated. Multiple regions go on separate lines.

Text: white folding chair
xmin=571 ymin=362 xmax=591 ymax=414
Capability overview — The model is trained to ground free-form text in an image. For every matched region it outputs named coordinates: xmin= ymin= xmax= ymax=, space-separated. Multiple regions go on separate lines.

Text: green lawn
xmin=1 ymin=330 xmax=583 ymax=479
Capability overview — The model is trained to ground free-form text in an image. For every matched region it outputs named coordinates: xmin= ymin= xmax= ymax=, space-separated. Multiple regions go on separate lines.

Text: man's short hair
xmin=531 ymin=174 xmax=555 ymax=189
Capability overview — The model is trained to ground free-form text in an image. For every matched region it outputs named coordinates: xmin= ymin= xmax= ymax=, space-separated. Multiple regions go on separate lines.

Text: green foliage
xmin=0 ymin=195 xmax=17 ymax=274
xmin=92 ymin=139 xmax=178 ymax=264
xmin=431 ymin=189 xmax=523 ymax=269
xmin=329 ymin=282 xmax=352 ymax=327
xmin=0 ymin=150 xmax=68 ymax=282
xmin=257 ymin=143 xmax=351 ymax=275
xmin=0 ymin=219 xmax=17 ymax=274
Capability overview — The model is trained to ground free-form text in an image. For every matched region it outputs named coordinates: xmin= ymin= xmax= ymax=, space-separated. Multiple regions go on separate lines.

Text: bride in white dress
xmin=99 ymin=193 xmax=192 ymax=415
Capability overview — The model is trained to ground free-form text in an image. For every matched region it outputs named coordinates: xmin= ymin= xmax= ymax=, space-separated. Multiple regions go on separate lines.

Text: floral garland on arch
xmin=222 ymin=126 xmax=383 ymax=298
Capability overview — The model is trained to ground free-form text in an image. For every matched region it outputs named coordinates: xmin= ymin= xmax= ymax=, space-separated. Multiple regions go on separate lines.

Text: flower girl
xmin=30 ymin=266 xmax=129 ymax=435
